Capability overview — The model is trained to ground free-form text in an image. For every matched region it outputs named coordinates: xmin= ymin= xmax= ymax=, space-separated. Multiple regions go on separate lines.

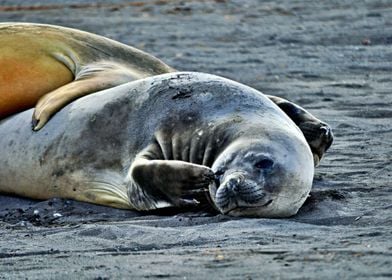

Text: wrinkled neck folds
xmin=152 ymin=120 xmax=241 ymax=166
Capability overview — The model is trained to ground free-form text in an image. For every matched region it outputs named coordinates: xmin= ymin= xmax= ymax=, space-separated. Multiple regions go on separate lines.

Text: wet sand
xmin=0 ymin=0 xmax=391 ymax=279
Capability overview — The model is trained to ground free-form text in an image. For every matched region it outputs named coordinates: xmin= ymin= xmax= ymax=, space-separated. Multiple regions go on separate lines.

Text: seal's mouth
xmin=225 ymin=198 xmax=274 ymax=215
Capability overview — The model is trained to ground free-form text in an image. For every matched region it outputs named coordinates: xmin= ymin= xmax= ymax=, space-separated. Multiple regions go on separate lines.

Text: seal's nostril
xmin=226 ymin=177 xmax=240 ymax=193
xmin=228 ymin=178 xmax=237 ymax=187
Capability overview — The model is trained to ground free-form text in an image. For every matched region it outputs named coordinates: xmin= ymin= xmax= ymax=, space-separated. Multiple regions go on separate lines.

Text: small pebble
xmin=361 ymin=38 xmax=371 ymax=45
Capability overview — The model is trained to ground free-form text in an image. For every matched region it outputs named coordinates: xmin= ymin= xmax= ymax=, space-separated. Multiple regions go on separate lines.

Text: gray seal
xmin=0 ymin=72 xmax=332 ymax=217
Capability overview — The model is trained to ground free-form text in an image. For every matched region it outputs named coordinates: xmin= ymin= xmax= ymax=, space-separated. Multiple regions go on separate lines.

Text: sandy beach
xmin=0 ymin=0 xmax=391 ymax=279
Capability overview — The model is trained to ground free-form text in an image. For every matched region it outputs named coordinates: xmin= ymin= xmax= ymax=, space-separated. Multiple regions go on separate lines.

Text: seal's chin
xmin=225 ymin=199 xmax=274 ymax=215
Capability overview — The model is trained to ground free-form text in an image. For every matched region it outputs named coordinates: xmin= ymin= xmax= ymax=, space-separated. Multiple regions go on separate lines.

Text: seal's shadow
xmin=0 ymin=193 xmax=218 ymax=227
xmin=294 ymin=188 xmax=351 ymax=225
xmin=0 ymin=187 xmax=348 ymax=227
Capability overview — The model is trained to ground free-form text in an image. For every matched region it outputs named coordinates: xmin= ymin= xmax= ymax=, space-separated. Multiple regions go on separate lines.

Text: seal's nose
xmin=226 ymin=177 xmax=240 ymax=194
xmin=214 ymin=173 xmax=245 ymax=211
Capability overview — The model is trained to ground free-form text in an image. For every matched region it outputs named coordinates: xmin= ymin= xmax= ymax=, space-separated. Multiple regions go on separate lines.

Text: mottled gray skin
xmin=0 ymin=72 xmax=315 ymax=217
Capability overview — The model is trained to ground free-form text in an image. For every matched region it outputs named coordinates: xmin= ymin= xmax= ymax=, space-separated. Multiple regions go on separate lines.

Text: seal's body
xmin=0 ymin=72 xmax=317 ymax=217
xmin=0 ymin=23 xmax=173 ymax=129
xmin=0 ymin=23 xmax=333 ymax=217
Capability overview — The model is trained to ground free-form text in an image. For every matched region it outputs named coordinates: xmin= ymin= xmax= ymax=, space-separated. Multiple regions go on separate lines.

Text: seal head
xmin=209 ymin=135 xmax=314 ymax=218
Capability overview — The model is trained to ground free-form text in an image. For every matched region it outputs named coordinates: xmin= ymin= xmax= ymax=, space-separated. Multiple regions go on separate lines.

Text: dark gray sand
xmin=0 ymin=0 xmax=391 ymax=279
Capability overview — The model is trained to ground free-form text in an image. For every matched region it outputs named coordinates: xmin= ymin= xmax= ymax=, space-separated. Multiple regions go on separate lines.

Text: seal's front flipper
xmin=32 ymin=61 xmax=141 ymax=130
xmin=267 ymin=95 xmax=333 ymax=165
xmin=130 ymin=157 xmax=214 ymax=208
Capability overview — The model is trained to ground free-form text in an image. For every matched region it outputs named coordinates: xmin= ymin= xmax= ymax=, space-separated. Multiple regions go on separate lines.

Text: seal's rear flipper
xmin=32 ymin=61 xmax=142 ymax=130
xmin=267 ymin=95 xmax=333 ymax=165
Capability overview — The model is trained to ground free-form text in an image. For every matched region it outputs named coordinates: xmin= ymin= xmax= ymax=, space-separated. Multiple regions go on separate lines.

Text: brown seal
xmin=0 ymin=22 xmax=174 ymax=130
